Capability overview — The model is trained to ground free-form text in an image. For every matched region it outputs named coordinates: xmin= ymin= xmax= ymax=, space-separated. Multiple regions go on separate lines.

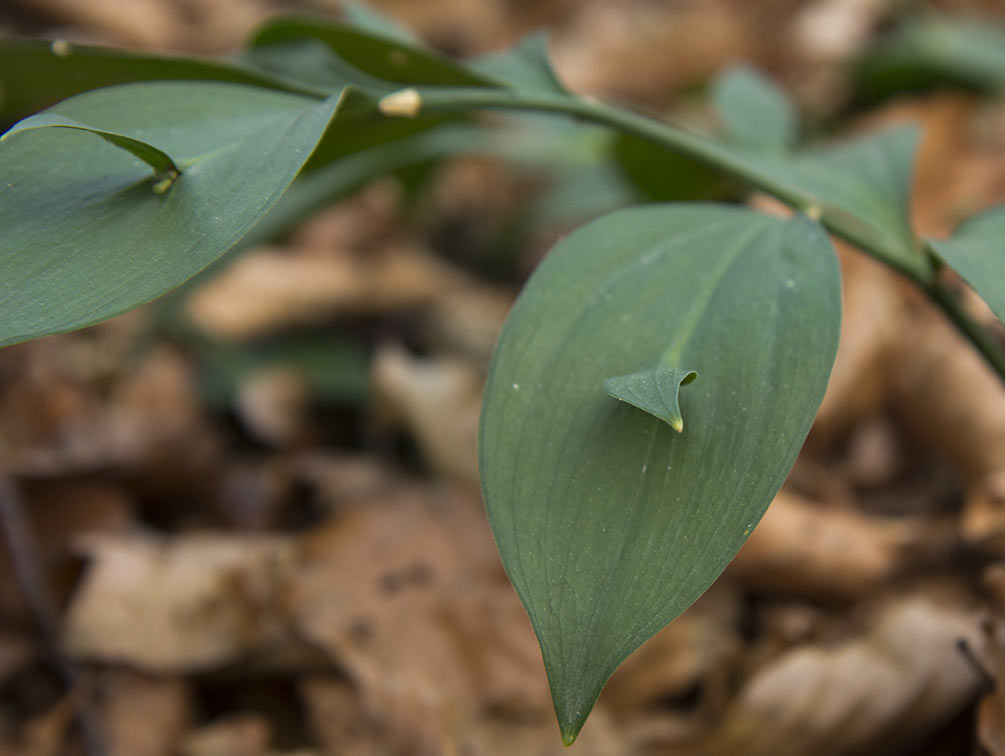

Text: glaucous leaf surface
xmin=0 ymin=82 xmax=349 ymax=347
xmin=480 ymin=204 xmax=841 ymax=743
xmin=929 ymin=206 xmax=1005 ymax=325
xmin=712 ymin=64 xmax=798 ymax=152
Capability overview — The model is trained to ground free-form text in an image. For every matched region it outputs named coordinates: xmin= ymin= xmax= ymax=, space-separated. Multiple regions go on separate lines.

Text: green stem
xmin=926 ymin=278 xmax=1005 ymax=380
xmin=384 ymin=85 xmax=1005 ymax=384
xmin=407 ymin=87 xmax=930 ymax=281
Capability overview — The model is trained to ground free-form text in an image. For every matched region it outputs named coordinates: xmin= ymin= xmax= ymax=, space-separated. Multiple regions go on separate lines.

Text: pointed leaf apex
xmin=561 ymin=731 xmax=578 ymax=747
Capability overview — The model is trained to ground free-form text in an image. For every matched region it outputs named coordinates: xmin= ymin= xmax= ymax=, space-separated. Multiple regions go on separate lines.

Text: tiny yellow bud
xmin=379 ymin=88 xmax=422 ymax=118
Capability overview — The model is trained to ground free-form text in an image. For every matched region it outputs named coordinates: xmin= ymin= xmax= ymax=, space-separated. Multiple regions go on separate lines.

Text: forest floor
xmin=1 ymin=0 xmax=1004 ymax=754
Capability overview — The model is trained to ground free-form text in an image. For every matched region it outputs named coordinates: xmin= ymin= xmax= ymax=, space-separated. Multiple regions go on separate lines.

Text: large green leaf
xmin=479 ymin=204 xmax=840 ymax=743
xmin=711 ymin=64 xmax=798 ymax=152
xmin=0 ymin=39 xmax=319 ymax=127
xmin=0 ymin=81 xmax=353 ymax=347
xmin=929 ymin=206 xmax=1005 ymax=325
xmin=746 ymin=126 xmax=924 ymax=276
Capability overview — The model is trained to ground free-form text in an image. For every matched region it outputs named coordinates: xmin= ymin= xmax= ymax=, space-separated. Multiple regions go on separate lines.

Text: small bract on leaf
xmin=479 ymin=204 xmax=841 ymax=743
xmin=603 ymin=365 xmax=698 ymax=432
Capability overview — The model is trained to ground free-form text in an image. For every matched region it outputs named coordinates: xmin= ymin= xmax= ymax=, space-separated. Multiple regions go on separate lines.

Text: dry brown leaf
xmin=810 ymin=246 xmax=908 ymax=446
xmin=289 ymin=181 xmax=403 ymax=252
xmin=2 ymin=345 xmax=218 ymax=477
xmin=300 ymin=676 xmax=384 ymax=756
xmin=601 ymin=582 xmax=741 ymax=718
xmin=552 ymin=2 xmax=752 ymax=102
xmin=0 ymin=479 xmax=132 ymax=623
xmin=2 ymin=693 xmax=77 ymax=756
xmin=7 ymin=0 xmax=272 ymax=51
xmin=424 ymin=287 xmax=513 ymax=363
xmin=180 ymin=716 xmax=270 ymax=756
xmin=235 ymin=366 xmax=313 ymax=448
xmin=186 ymin=244 xmax=466 ymax=341
xmin=371 ymin=345 xmax=482 ymax=484
xmin=290 ymin=488 xmax=556 ymax=754
xmin=7 ymin=0 xmax=178 ymax=48
xmin=793 ymin=0 xmax=888 ymax=61
xmin=911 ymin=95 xmax=1005 ymax=238
xmin=707 ymin=596 xmax=983 ymax=756
xmin=98 ymin=671 xmax=190 ymax=756
xmin=975 ymin=613 xmax=1005 ymax=756
xmin=0 ymin=633 xmax=35 ymax=687
xmin=288 ymin=452 xmax=406 ymax=515
xmin=63 ymin=534 xmax=298 ymax=672
xmin=330 ymin=0 xmax=513 ymax=53
xmin=887 ymin=301 xmax=1005 ymax=550
xmin=728 ymin=490 xmax=922 ymax=600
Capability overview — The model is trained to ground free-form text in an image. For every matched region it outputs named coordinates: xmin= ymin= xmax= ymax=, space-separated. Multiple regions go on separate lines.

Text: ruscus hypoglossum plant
xmin=2 ymin=8 xmax=1004 ymax=745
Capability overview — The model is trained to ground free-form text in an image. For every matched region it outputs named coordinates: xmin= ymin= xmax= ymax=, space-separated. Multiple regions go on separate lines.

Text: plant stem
xmin=407 ymin=87 xmax=930 ymax=281
xmin=386 ymin=86 xmax=1005 ymax=384
xmin=926 ymin=278 xmax=1005 ymax=380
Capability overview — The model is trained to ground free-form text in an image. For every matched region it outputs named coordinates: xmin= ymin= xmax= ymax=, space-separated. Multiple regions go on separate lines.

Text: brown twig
xmin=0 ymin=476 xmax=106 ymax=756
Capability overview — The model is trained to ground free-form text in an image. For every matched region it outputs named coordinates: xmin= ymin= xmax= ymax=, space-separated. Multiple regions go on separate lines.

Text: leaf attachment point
xmin=603 ymin=365 xmax=698 ymax=432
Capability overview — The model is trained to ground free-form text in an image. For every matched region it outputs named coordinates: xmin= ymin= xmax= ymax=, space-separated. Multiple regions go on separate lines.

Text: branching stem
xmin=379 ymin=86 xmax=1005 ymax=384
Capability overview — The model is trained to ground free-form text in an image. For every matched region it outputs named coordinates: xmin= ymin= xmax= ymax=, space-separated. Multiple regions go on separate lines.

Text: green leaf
xmin=340 ymin=1 xmax=420 ymax=44
xmin=479 ymin=205 xmax=840 ymax=743
xmin=855 ymin=16 xmax=1005 ymax=103
xmin=239 ymin=39 xmax=395 ymax=95
xmin=929 ymin=206 xmax=1005 ymax=325
xmin=603 ymin=366 xmax=697 ymax=432
xmin=0 ymin=38 xmax=319 ymax=126
xmin=2 ymin=112 xmax=180 ymax=181
xmin=748 ymin=126 xmax=923 ymax=276
xmin=0 ymin=81 xmax=353 ymax=347
xmin=247 ymin=15 xmax=494 ymax=87
xmin=711 ymin=64 xmax=798 ymax=152
xmin=471 ymin=32 xmax=567 ymax=93
xmin=612 ymin=132 xmax=741 ymax=202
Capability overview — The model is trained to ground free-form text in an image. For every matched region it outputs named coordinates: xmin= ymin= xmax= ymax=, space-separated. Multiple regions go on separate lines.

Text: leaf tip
xmin=379 ymin=88 xmax=422 ymax=118
xmin=561 ymin=730 xmax=578 ymax=747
